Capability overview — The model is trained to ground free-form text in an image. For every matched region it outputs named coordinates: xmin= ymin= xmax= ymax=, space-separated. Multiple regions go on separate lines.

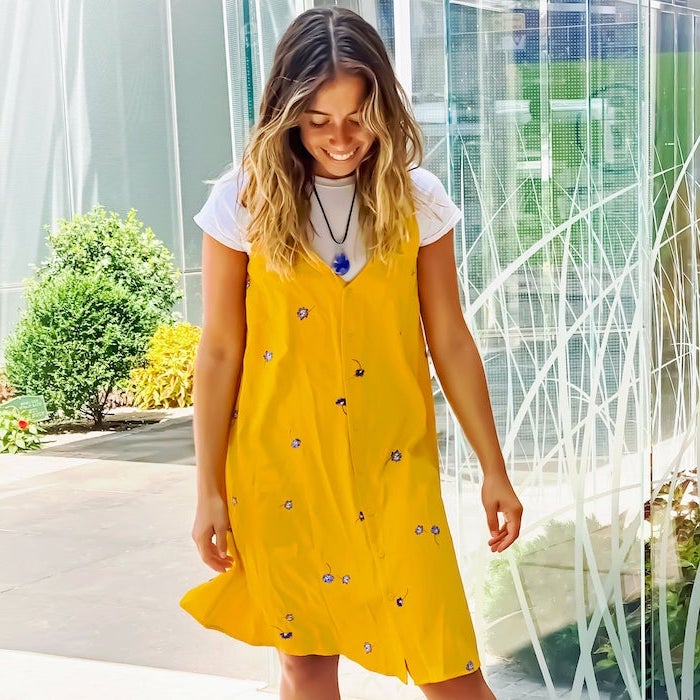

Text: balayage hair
xmin=240 ymin=6 xmax=423 ymax=274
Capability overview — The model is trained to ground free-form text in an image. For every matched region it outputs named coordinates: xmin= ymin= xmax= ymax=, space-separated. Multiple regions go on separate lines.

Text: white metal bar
xmin=393 ymin=0 xmax=412 ymax=102
xmin=164 ymin=0 xmax=186 ymax=310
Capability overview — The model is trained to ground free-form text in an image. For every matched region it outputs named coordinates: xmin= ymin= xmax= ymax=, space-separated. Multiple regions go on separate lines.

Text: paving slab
xmin=0 ymin=649 xmax=272 ymax=700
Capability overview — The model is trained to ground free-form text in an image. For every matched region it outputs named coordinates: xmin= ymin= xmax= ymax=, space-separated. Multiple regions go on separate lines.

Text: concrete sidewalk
xmin=0 ymin=411 xmax=562 ymax=699
xmin=0 ymin=649 xmax=269 ymax=700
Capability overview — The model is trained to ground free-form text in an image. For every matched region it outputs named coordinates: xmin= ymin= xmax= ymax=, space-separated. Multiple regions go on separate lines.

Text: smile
xmin=324 ymin=148 xmax=358 ymax=161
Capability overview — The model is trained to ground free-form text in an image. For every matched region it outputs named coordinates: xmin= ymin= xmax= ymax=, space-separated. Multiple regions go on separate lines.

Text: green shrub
xmin=0 ymin=407 xmax=42 ymax=453
xmin=596 ymin=469 xmax=700 ymax=698
xmin=129 ymin=322 xmax=201 ymax=409
xmin=4 ymin=271 xmax=160 ymax=426
xmin=40 ymin=205 xmax=180 ymax=321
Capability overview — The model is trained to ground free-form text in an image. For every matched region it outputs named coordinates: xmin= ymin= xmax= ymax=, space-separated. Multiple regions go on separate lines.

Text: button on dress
xmin=180 ymin=219 xmax=480 ymax=684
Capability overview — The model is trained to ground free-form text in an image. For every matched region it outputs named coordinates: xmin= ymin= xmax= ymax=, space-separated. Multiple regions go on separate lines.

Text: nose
xmin=329 ymin=122 xmax=351 ymax=148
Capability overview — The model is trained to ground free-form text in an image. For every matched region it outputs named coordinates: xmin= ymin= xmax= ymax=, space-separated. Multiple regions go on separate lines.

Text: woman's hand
xmin=191 ymin=492 xmax=233 ymax=572
xmin=481 ymin=468 xmax=523 ymax=553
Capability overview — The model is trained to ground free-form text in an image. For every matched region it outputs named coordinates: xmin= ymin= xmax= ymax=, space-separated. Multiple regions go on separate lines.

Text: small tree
xmin=40 ymin=205 xmax=181 ymax=321
xmin=4 ymin=271 xmax=160 ymax=426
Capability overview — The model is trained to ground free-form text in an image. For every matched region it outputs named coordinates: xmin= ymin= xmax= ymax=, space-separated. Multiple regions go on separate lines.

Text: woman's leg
xmin=419 ymin=670 xmax=496 ymax=700
xmin=278 ymin=652 xmax=340 ymax=700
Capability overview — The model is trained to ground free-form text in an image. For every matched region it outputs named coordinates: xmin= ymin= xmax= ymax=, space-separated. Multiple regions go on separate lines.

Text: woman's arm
xmin=417 ymin=231 xmax=523 ymax=552
xmin=191 ymin=233 xmax=248 ymax=571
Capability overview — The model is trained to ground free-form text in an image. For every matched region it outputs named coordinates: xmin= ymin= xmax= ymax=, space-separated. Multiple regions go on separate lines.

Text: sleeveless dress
xmin=180 ymin=218 xmax=480 ymax=685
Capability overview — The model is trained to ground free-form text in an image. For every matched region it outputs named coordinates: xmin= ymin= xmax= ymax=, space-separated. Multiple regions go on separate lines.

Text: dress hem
xmin=179 ymin=600 xmax=480 ymax=686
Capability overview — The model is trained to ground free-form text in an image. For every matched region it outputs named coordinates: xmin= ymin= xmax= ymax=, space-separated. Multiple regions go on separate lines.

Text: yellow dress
xmin=180 ymin=218 xmax=480 ymax=684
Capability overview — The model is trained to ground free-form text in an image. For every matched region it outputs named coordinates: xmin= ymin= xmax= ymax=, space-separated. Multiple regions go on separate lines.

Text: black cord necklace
xmin=312 ymin=183 xmax=356 ymax=276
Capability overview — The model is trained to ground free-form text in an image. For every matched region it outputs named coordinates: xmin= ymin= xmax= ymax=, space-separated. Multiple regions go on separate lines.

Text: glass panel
xmin=0 ymin=0 xmax=68 ymax=312
xmin=59 ymin=0 xmax=181 ymax=260
xmin=446 ymin=0 xmax=646 ymax=696
xmin=0 ymin=0 xmax=231 ymax=360
xmin=649 ymin=7 xmax=700 ymax=698
xmin=171 ymin=1 xmax=232 ymax=274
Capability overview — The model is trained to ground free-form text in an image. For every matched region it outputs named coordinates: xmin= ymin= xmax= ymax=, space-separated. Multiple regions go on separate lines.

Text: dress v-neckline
xmin=304 ymin=249 xmax=377 ymax=291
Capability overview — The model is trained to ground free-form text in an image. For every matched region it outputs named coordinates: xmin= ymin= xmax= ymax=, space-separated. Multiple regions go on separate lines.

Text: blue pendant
xmin=332 ymin=252 xmax=350 ymax=276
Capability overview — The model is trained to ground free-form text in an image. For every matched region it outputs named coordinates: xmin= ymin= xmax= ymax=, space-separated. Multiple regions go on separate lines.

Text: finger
xmin=201 ymin=543 xmax=232 ymax=572
xmin=495 ymin=517 xmax=522 ymax=552
xmin=193 ymin=526 xmax=232 ymax=571
xmin=487 ymin=530 xmax=508 ymax=547
xmin=484 ymin=503 xmax=500 ymax=536
xmin=214 ymin=524 xmax=230 ymax=558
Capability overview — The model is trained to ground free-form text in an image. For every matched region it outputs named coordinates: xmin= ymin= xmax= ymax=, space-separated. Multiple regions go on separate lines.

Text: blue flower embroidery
xmin=322 ymin=564 xmax=335 ymax=584
xmin=274 ymin=624 xmax=292 ymax=639
xmin=390 ymin=450 xmax=402 ymax=462
xmin=415 ymin=525 xmax=424 ymax=535
xmin=342 ymin=575 xmax=351 ymax=584
xmin=466 ymin=661 xmax=475 ymax=672
xmin=263 ymin=350 xmax=273 ymax=362
xmin=431 ymin=525 xmax=440 ymax=535
xmin=297 ymin=307 xmax=309 ymax=320
xmin=291 ymin=438 xmax=301 ymax=448
xmin=283 ymin=500 xmax=293 ymax=510
xmin=353 ymin=359 xmax=365 ymax=377
xmin=336 ymin=397 xmax=347 ymax=407
xmin=364 ymin=642 xmax=373 ymax=654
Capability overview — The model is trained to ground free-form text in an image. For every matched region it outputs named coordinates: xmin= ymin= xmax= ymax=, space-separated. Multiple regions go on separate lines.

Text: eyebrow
xmin=305 ymin=109 xmax=360 ymax=117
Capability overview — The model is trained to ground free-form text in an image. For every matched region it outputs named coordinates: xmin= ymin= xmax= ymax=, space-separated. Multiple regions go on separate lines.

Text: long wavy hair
xmin=240 ymin=6 xmax=423 ymax=273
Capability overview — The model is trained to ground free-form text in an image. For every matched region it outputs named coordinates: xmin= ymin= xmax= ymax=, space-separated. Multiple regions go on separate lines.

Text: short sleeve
xmin=410 ymin=168 xmax=462 ymax=247
xmin=193 ymin=168 xmax=251 ymax=253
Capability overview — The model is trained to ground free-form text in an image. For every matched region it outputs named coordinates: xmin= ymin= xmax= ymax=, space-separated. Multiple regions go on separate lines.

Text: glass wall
xmin=0 ymin=0 xmax=232 ymax=349
xmin=230 ymin=1 xmax=699 ymax=697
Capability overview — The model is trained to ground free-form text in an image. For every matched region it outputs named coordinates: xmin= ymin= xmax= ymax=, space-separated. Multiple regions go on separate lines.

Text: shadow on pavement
xmin=38 ymin=416 xmax=195 ymax=465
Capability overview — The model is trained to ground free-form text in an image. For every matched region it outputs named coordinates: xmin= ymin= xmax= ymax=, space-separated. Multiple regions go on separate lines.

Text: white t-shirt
xmin=194 ymin=167 xmax=461 ymax=281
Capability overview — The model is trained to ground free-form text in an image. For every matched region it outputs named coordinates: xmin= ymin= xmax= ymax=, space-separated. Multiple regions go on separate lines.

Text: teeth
xmin=325 ymin=148 xmax=357 ymax=161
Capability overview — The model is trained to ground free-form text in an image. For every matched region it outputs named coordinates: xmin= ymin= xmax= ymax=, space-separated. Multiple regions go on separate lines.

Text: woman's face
xmin=299 ymin=73 xmax=376 ymax=179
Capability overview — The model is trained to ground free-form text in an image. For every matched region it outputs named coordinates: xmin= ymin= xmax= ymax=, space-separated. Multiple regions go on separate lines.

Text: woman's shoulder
xmin=194 ymin=165 xmax=251 ymax=251
xmin=408 ymin=167 xmax=462 ymax=246
xmin=409 ymin=167 xmax=449 ymax=199
xmin=209 ymin=165 xmax=248 ymax=204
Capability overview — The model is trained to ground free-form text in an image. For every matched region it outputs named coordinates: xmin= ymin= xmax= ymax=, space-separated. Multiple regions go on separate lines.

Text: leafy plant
xmin=40 ymin=205 xmax=181 ymax=322
xmin=0 ymin=407 xmax=42 ymax=453
xmin=597 ymin=468 xmax=700 ymax=698
xmin=4 ymin=271 xmax=160 ymax=426
xmin=129 ymin=322 xmax=201 ymax=409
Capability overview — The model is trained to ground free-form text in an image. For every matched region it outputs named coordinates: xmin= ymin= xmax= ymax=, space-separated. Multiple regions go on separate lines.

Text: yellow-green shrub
xmin=129 ymin=323 xmax=201 ymax=409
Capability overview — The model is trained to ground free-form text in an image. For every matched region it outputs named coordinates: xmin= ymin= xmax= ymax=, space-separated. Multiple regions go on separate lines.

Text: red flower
xmin=17 ymin=420 xmax=28 ymax=430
